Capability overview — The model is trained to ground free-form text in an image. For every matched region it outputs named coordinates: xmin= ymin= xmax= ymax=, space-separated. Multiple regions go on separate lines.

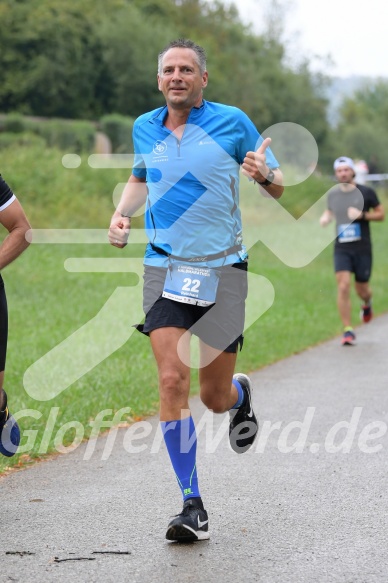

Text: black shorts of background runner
xmin=0 ymin=275 xmax=8 ymax=371
xmin=334 ymin=248 xmax=372 ymax=283
xmin=137 ymin=261 xmax=248 ymax=353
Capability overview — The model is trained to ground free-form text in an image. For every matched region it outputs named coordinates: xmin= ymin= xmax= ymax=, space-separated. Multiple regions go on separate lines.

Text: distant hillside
xmin=326 ymin=75 xmax=386 ymax=126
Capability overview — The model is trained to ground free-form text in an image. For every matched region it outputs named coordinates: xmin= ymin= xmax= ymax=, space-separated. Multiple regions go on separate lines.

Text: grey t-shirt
xmin=328 ymin=183 xmax=380 ymax=251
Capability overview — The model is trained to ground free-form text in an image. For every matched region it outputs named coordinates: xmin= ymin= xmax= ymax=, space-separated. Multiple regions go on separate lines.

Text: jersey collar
xmin=150 ymin=100 xmax=206 ymax=127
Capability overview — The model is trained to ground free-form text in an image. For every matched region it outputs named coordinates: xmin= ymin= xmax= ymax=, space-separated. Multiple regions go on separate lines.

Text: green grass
xmin=1 ymin=145 xmax=388 ymax=472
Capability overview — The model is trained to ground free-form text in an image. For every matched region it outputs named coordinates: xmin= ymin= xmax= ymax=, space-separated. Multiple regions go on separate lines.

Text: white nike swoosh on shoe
xmin=239 ymin=375 xmax=254 ymax=417
xmin=247 ymin=397 xmax=254 ymax=418
xmin=198 ymin=517 xmax=208 ymax=528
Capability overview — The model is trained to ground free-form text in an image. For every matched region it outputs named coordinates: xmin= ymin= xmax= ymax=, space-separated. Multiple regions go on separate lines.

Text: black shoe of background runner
xmin=229 ymin=373 xmax=258 ymax=454
xmin=0 ymin=389 xmax=21 ymax=457
xmin=166 ymin=498 xmax=210 ymax=542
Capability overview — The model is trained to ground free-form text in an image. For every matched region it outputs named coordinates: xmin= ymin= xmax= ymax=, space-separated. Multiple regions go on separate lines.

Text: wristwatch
xmin=258 ymin=168 xmax=275 ymax=186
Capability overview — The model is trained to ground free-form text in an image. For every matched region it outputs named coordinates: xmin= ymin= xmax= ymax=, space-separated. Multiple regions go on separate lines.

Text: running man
xmin=109 ymin=39 xmax=283 ymax=542
xmin=320 ymin=156 xmax=384 ymax=345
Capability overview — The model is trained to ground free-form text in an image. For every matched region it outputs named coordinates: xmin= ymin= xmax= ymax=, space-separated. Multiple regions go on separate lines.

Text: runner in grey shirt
xmin=319 ymin=156 xmax=384 ymax=345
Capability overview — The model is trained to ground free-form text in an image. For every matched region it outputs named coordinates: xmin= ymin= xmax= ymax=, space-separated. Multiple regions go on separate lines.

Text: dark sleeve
xmin=367 ymin=188 xmax=381 ymax=209
xmin=356 ymin=184 xmax=380 ymax=212
xmin=0 ymin=174 xmax=15 ymax=208
xmin=356 ymin=184 xmax=381 ymax=211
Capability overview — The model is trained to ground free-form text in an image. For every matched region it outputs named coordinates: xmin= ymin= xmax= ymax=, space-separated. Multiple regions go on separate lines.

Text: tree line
xmin=1 ymin=0 xmax=387 ymax=171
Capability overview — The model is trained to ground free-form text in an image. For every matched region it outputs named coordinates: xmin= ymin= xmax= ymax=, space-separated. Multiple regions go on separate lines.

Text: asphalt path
xmin=1 ymin=314 xmax=388 ymax=582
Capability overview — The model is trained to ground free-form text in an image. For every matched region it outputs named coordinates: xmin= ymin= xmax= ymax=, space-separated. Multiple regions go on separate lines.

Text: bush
xmin=99 ymin=114 xmax=135 ymax=153
xmin=2 ymin=113 xmax=28 ymax=133
xmin=0 ymin=132 xmax=46 ymax=150
xmin=0 ymin=114 xmax=96 ymax=153
xmin=27 ymin=119 xmax=96 ymax=153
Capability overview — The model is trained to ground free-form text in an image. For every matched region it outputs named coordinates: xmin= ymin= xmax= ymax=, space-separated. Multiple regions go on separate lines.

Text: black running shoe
xmin=166 ymin=498 xmax=210 ymax=542
xmin=0 ymin=389 xmax=20 ymax=458
xmin=229 ymin=373 xmax=258 ymax=454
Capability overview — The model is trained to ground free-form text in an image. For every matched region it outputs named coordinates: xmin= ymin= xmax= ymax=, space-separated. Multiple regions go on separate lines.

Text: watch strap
xmin=258 ymin=168 xmax=275 ymax=186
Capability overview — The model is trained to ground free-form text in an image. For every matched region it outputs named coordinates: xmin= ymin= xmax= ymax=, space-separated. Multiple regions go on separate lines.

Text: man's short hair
xmin=158 ymin=39 xmax=207 ymax=75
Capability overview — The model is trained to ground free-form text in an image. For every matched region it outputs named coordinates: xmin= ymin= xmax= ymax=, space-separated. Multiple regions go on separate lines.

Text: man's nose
xmin=171 ymin=68 xmax=183 ymax=81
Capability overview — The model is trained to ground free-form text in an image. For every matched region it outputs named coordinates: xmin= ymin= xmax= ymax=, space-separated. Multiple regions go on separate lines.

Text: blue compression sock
xmin=161 ymin=416 xmax=200 ymax=501
xmin=231 ymin=378 xmax=245 ymax=409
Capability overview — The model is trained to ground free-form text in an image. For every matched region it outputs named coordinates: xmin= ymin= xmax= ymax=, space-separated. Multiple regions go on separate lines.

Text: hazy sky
xmin=219 ymin=0 xmax=387 ymax=78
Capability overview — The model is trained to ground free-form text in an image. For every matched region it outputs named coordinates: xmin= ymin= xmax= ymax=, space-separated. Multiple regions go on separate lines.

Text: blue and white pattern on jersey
xmin=132 ymin=101 xmax=279 ymax=267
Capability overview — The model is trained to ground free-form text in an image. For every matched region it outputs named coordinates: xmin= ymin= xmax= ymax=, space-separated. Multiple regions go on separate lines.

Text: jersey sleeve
xmin=131 ymin=123 xmax=147 ymax=180
xmin=365 ymin=186 xmax=380 ymax=209
xmin=0 ymin=174 xmax=16 ymax=211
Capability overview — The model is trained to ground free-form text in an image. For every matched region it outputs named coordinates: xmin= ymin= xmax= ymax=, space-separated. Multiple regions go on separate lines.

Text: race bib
xmin=338 ymin=223 xmax=361 ymax=243
xmin=162 ymin=263 xmax=220 ymax=306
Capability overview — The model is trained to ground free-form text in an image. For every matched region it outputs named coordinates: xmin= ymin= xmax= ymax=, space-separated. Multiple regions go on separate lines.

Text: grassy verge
xmin=1 ymin=145 xmax=387 ymax=472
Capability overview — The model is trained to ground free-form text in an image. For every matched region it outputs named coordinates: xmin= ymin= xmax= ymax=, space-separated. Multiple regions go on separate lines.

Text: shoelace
xmin=175 ymin=504 xmax=203 ymax=519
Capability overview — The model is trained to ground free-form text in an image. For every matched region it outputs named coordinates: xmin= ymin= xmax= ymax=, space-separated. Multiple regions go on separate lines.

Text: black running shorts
xmin=137 ymin=261 xmax=248 ymax=353
xmin=334 ymin=248 xmax=372 ymax=283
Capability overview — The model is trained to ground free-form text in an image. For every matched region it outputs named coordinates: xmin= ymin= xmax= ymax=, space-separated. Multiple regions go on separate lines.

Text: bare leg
xmin=355 ymin=281 xmax=372 ymax=304
xmin=149 ymin=327 xmax=192 ymax=422
xmin=198 ymin=341 xmax=238 ymax=413
xmin=336 ymin=271 xmax=352 ymax=327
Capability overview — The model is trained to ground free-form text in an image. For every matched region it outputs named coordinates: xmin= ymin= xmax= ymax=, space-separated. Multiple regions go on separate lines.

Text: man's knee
xmin=200 ymin=382 xmax=232 ymax=413
xmin=159 ymin=369 xmax=188 ymax=403
xmin=337 ymin=275 xmax=351 ymax=295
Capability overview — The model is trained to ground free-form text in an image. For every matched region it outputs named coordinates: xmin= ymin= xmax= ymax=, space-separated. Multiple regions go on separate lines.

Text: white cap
xmin=333 ymin=156 xmax=355 ymax=172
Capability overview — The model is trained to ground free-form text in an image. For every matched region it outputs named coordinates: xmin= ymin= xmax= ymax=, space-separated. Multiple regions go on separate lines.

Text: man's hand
xmin=107 ymin=175 xmax=147 ymax=248
xmin=242 ymin=137 xmax=284 ymax=199
xmin=242 ymin=137 xmax=273 ymax=183
xmin=108 ymin=214 xmax=131 ymax=248
xmin=347 ymin=206 xmax=363 ymax=221
xmin=319 ymin=210 xmax=333 ymax=227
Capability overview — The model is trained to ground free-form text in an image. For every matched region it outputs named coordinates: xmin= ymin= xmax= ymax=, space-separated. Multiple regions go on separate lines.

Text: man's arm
xmin=0 ymin=199 xmax=31 ymax=270
xmin=108 ymin=174 xmax=147 ymax=248
xmin=347 ymin=203 xmax=385 ymax=222
xmin=319 ymin=209 xmax=334 ymax=227
xmin=363 ymin=203 xmax=385 ymax=222
xmin=360 ymin=186 xmax=385 ymax=221
xmin=256 ymin=168 xmax=284 ymax=199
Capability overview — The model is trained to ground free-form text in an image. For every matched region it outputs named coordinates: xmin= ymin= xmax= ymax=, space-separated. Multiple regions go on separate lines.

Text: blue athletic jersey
xmin=132 ymin=100 xmax=279 ymax=267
